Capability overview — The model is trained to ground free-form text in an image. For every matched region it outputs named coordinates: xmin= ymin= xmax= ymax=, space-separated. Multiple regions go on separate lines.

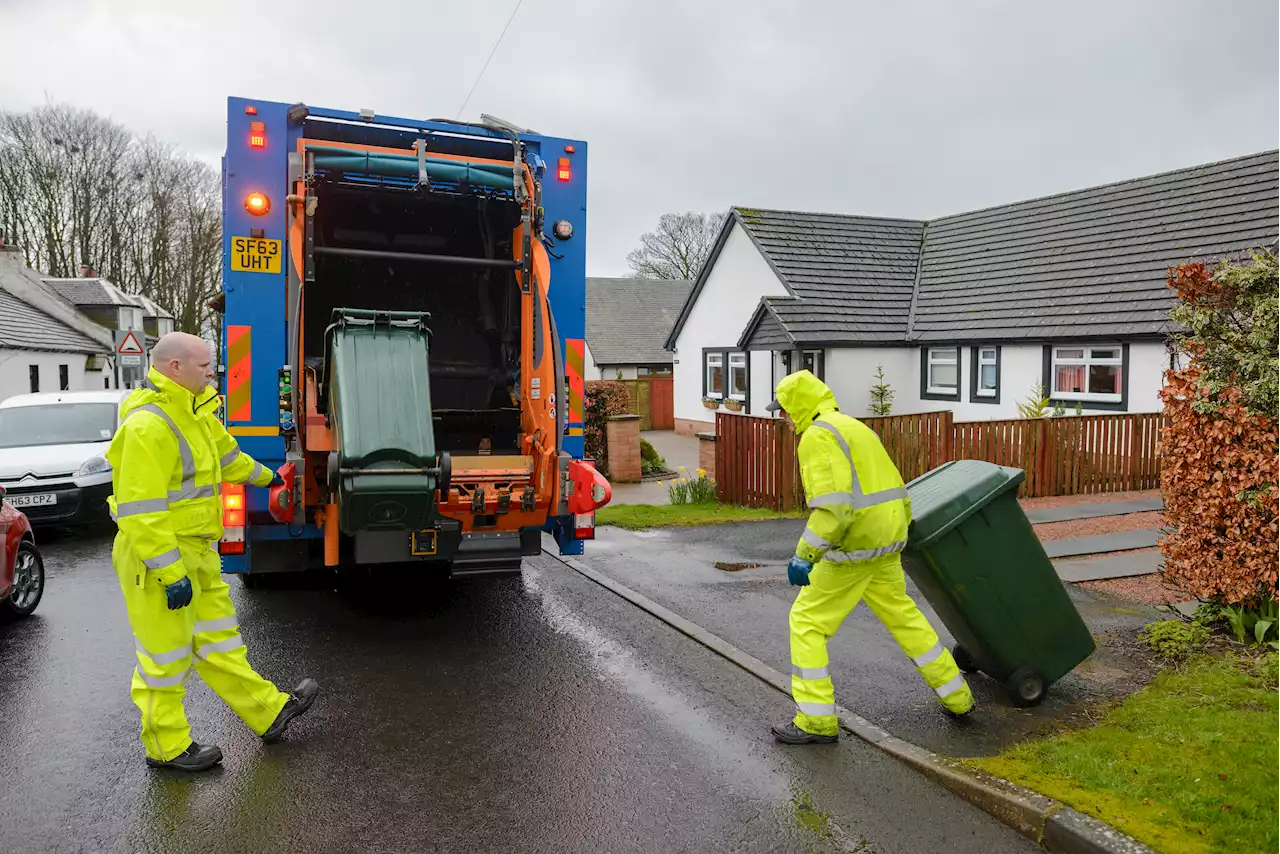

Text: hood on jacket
xmin=771 ymin=370 xmax=838 ymax=433
xmin=119 ymin=367 xmax=220 ymax=421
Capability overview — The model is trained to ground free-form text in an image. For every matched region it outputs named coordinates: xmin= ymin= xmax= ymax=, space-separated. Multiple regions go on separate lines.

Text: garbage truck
xmin=214 ymin=97 xmax=611 ymax=579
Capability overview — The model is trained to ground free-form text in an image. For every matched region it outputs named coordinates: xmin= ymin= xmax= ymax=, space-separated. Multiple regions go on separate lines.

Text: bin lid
xmin=905 ymin=459 xmax=1025 ymax=550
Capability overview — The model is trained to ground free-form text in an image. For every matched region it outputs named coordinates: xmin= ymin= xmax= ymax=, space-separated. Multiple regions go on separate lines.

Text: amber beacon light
xmin=244 ymin=192 xmax=270 ymax=215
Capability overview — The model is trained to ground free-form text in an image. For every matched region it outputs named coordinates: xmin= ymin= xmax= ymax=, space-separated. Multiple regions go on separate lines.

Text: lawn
xmin=596 ymin=503 xmax=804 ymax=531
xmin=972 ymin=653 xmax=1279 ymax=854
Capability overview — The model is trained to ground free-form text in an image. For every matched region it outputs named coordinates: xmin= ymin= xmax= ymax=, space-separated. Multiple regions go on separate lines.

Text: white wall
xmin=582 ymin=340 xmax=601 ymax=381
xmin=599 ymin=365 xmax=639 ymax=381
xmin=0 ymin=349 xmax=112 ymax=403
xmin=831 ymin=341 xmax=1170 ymax=422
xmin=671 ymin=222 xmax=789 ymax=427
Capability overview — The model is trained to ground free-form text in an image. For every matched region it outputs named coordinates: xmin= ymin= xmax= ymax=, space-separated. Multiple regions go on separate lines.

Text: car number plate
xmin=10 ymin=493 xmax=56 ymax=508
xmin=230 ymin=236 xmax=282 ymax=274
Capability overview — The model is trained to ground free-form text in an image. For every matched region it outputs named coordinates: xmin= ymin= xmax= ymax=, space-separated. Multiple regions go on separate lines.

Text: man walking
xmin=107 ymin=332 xmax=318 ymax=771
xmin=767 ymin=370 xmax=973 ymax=744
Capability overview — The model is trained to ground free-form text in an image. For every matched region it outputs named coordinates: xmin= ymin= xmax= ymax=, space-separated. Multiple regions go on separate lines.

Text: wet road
xmin=0 ymin=526 xmax=1036 ymax=854
xmin=583 ymin=521 xmax=1162 ymax=758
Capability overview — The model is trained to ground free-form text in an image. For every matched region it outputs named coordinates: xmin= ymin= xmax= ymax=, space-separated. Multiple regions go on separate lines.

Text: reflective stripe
xmin=807 ymin=418 xmax=910 ymax=511
xmin=911 ymin=642 xmax=945 ymax=668
xmin=134 ymin=665 xmax=189 ymax=689
xmin=220 ymin=446 xmax=242 ymax=468
xmin=169 ymin=483 xmax=218 ymax=502
xmin=249 ymin=461 xmax=266 ymax=484
xmin=800 ymin=528 xmax=834 ymax=550
xmin=825 ymin=540 xmax=907 ymax=564
xmin=795 ymin=701 xmax=837 ymax=716
xmin=792 ymin=664 xmax=830 ymax=680
xmin=194 ymin=615 xmax=238 ymax=634
xmin=135 ymin=638 xmax=192 ymax=666
xmin=196 ymin=634 xmax=245 ymax=659
xmin=142 ymin=547 xmax=182 ymax=570
xmin=934 ymin=673 xmax=968 ymax=699
xmin=116 ymin=497 xmax=170 ymax=517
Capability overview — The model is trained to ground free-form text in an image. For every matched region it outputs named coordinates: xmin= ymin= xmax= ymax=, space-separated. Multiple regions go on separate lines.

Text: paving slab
xmin=1042 ymin=529 xmax=1162 ymax=558
xmin=1024 ymin=497 xmax=1163 ymax=525
xmin=1053 ymin=550 xmax=1163 ymax=582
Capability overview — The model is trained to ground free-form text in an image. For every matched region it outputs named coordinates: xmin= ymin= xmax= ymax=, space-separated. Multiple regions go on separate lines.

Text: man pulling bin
xmin=767 ymin=370 xmax=974 ymax=744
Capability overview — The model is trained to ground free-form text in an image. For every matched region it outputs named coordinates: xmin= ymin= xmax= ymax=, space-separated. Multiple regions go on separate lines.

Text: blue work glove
xmin=269 ymin=472 xmax=285 ymax=487
xmin=787 ymin=556 xmax=814 ymax=587
xmin=165 ymin=576 xmax=193 ymax=610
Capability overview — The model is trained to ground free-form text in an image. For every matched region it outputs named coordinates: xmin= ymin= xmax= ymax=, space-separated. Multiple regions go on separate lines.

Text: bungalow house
xmin=665 ymin=151 xmax=1278 ymax=434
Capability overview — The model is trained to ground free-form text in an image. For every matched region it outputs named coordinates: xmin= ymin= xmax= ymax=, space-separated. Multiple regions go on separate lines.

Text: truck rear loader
xmin=214 ymin=98 xmax=610 ymax=579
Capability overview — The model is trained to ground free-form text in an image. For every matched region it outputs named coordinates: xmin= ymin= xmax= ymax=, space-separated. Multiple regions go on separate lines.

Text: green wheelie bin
xmin=901 ymin=459 xmax=1094 ymax=707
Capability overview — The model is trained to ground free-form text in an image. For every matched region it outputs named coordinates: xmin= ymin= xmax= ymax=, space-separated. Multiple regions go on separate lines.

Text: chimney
xmin=78 ymin=264 xmax=98 ymax=278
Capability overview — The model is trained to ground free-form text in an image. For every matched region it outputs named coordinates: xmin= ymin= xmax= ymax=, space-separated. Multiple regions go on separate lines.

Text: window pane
xmin=1088 ymin=364 xmax=1122 ymax=395
xmin=729 ymin=353 xmax=746 ymax=367
xmin=980 ymin=348 xmax=996 ymax=362
xmin=0 ymin=403 xmax=117 ymax=448
xmin=1055 ymin=348 xmax=1085 ymax=360
xmin=930 ymin=348 xmax=957 ymax=364
xmin=709 ymin=366 xmax=723 ymax=394
xmin=929 ymin=363 xmax=958 ymax=389
xmin=1090 ymin=348 xmax=1120 ymax=361
xmin=637 ymin=367 xmax=651 ymax=376
xmin=979 ymin=364 xmax=997 ymax=390
xmin=731 ymin=366 xmax=747 ymax=396
xmin=1055 ymin=365 xmax=1086 ymax=394
xmin=802 ymin=352 xmax=815 ymax=372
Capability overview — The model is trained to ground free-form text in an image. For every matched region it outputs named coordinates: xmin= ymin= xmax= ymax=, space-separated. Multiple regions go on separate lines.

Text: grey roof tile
xmin=586 ymin=277 xmax=692 ymax=365
xmin=724 ymin=150 xmax=1278 ymax=349
xmin=0 ymin=287 xmax=107 ymax=354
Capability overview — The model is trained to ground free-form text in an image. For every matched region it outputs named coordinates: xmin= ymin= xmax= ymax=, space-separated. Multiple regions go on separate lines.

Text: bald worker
xmin=106 ymin=332 xmax=319 ymax=772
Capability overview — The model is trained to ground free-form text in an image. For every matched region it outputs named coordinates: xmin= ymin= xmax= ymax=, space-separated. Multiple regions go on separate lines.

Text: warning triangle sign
xmin=117 ymin=331 xmax=145 ymax=355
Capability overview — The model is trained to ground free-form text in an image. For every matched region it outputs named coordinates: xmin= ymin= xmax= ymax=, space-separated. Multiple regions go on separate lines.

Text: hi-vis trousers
xmin=789 ymin=553 xmax=974 ymax=736
xmin=113 ymin=535 xmax=288 ymax=761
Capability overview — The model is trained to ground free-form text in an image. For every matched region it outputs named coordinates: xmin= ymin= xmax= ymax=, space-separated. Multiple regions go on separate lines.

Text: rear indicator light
xmin=249 ymin=121 xmax=266 ymax=149
xmin=245 ymin=192 xmax=270 ymax=215
xmin=244 ymin=105 xmax=258 ymax=115
xmin=220 ymin=482 xmax=247 ymax=555
xmin=557 ymin=157 xmax=571 ymax=181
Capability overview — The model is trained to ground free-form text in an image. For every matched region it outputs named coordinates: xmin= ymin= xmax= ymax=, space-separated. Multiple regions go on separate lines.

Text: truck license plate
xmin=10 ymin=493 xmax=55 ymax=508
xmin=230 ymin=236 xmax=282 ymax=274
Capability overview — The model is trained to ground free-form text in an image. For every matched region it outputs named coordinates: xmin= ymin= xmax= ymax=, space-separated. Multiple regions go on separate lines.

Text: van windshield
xmin=0 ymin=403 xmax=118 ymax=448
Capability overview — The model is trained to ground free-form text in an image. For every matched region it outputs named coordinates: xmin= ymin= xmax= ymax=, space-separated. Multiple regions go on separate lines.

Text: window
xmin=728 ymin=353 xmax=747 ymax=400
xmin=705 ymin=352 xmax=724 ymax=398
xmin=970 ymin=346 xmax=1000 ymax=403
xmin=156 ymin=318 xmax=174 ymax=336
xmin=637 ymin=365 xmax=673 ymax=378
xmin=1049 ymin=345 xmax=1124 ymax=403
xmin=781 ymin=350 xmax=824 ymax=381
xmin=921 ymin=347 xmax=960 ymax=400
xmin=59 ymin=364 xmax=69 ymax=391
xmin=29 ymin=365 xmax=39 ymax=393
xmin=104 ymin=378 xmax=110 ymax=389
xmin=119 ymin=306 xmax=143 ymax=330
xmin=0 ymin=403 xmax=118 ymax=448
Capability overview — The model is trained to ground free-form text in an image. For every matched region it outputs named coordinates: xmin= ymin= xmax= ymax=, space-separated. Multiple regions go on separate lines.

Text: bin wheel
xmin=1007 ymin=668 xmax=1046 ymax=707
xmin=951 ymin=644 xmax=979 ymax=674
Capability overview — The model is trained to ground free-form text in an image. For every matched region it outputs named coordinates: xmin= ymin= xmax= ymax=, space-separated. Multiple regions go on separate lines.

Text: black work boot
xmin=146 ymin=742 xmax=224 ymax=772
xmin=262 ymin=678 xmax=320 ymax=743
xmin=771 ymin=722 xmax=838 ymax=745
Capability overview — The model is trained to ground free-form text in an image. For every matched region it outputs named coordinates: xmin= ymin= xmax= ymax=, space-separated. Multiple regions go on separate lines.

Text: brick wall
xmin=697 ymin=432 xmax=716 ymax=481
xmin=606 ymin=415 xmax=642 ymax=483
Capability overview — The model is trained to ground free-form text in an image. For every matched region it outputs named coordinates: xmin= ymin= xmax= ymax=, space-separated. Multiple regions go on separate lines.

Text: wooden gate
xmin=648 ymin=377 xmax=674 ymax=430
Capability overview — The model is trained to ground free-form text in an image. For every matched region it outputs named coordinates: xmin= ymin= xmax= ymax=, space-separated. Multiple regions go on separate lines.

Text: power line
xmin=455 ymin=0 xmax=525 ymax=120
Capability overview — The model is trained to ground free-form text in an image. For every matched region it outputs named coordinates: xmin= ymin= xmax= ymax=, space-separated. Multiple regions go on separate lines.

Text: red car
xmin=1 ymin=484 xmax=44 ymax=619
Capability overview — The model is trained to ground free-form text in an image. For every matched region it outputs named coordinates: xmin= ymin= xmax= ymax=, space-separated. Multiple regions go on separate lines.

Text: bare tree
xmin=626 ymin=211 xmax=728 ymax=280
xmin=0 ymin=103 xmax=221 ymax=336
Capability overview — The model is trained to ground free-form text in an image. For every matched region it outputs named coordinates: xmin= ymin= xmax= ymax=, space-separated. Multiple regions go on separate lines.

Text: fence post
xmin=1035 ymin=418 xmax=1050 ymax=497
xmin=942 ymin=410 xmax=955 ymax=463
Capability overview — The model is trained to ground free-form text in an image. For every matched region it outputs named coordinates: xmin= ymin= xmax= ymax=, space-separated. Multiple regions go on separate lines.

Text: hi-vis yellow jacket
xmin=106 ymin=368 xmax=274 ymax=585
xmin=775 ymin=371 xmax=911 ymax=566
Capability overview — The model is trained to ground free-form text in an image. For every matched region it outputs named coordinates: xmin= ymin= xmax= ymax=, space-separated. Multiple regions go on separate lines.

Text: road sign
xmin=120 ymin=354 xmax=142 ymax=366
xmin=115 ymin=330 xmax=144 ymax=355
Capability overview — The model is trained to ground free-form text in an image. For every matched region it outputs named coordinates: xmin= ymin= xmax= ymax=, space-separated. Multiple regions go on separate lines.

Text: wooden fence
xmin=715 ymin=411 xmax=1164 ymax=508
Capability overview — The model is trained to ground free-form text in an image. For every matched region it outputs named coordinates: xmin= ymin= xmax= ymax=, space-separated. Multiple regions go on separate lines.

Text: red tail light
xmin=220 ymin=482 xmax=246 ymax=555
xmin=574 ymin=513 xmax=596 ymax=540
xmin=249 ymin=121 xmax=266 ymax=149
xmin=557 ymin=157 xmax=571 ymax=181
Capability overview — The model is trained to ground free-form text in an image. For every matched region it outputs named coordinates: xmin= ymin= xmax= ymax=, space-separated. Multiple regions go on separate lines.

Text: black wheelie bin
xmin=901 ymin=459 xmax=1094 ymax=706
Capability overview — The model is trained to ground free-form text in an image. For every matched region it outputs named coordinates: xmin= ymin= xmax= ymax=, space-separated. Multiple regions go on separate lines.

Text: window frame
xmin=920 ymin=346 xmax=961 ymax=401
xmin=728 ymin=352 xmax=748 ymax=401
xmin=1042 ymin=343 xmax=1130 ymax=412
xmin=703 ymin=347 xmax=751 ymax=411
xmin=969 ymin=345 xmax=1001 ymax=404
xmin=59 ymin=364 xmax=70 ymax=391
xmin=29 ymin=364 xmax=39 ymax=394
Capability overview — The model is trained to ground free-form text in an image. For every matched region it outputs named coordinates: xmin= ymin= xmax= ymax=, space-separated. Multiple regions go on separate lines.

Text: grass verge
xmin=971 ymin=653 xmax=1278 ymax=854
xmin=596 ymin=503 xmax=804 ymax=531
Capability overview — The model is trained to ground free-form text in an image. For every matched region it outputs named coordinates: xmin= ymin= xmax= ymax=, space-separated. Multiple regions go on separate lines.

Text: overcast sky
xmin=1 ymin=0 xmax=1276 ymax=275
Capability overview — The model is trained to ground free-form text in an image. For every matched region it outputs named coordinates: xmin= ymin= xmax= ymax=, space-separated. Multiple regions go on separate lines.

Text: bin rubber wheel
xmin=951 ymin=644 xmax=979 ymax=674
xmin=1007 ymin=668 xmax=1046 ymax=707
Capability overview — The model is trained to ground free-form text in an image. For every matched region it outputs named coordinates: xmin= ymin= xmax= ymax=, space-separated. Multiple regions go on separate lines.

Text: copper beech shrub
xmin=1159 ymin=258 xmax=1279 ymax=605
xmin=584 ymin=381 xmax=631 ymax=476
